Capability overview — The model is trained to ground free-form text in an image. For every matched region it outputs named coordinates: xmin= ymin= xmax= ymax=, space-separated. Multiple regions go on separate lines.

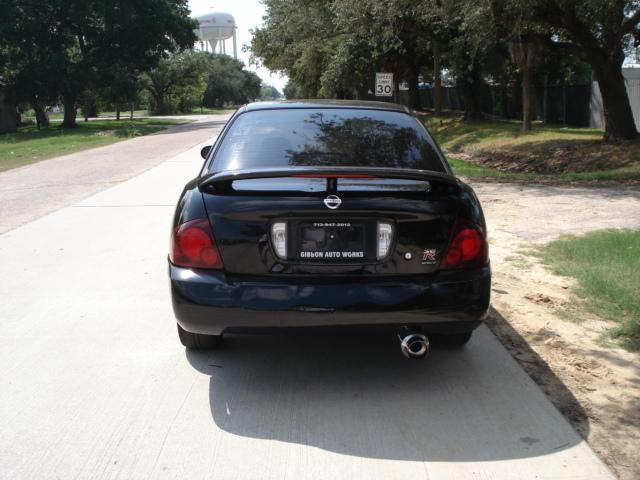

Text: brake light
xmin=440 ymin=224 xmax=488 ymax=269
xmin=170 ymin=218 xmax=223 ymax=269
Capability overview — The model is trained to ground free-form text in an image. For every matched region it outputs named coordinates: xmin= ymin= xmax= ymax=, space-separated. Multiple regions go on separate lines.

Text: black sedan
xmin=169 ymin=100 xmax=490 ymax=358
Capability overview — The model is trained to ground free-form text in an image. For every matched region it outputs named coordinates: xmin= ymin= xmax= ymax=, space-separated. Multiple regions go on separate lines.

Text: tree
xmin=98 ymin=63 xmax=141 ymax=120
xmin=493 ymin=0 xmax=640 ymax=141
xmin=283 ymin=81 xmax=300 ymax=99
xmin=203 ymin=55 xmax=261 ymax=108
xmin=508 ymin=39 xmax=544 ymax=130
xmin=259 ymin=84 xmax=282 ymax=100
xmin=0 ymin=0 xmax=61 ymax=128
xmin=141 ymin=51 xmax=208 ymax=115
xmin=253 ymin=0 xmax=437 ymax=107
xmin=331 ymin=0 xmax=434 ymax=107
xmin=251 ymin=0 xmax=338 ymax=98
xmin=432 ymin=1 xmax=501 ymax=120
xmin=0 ymin=0 xmax=197 ymax=128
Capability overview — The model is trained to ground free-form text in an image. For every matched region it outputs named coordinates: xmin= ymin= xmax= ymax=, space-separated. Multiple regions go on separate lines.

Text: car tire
xmin=177 ymin=324 xmax=222 ymax=349
xmin=436 ymin=331 xmax=473 ymax=347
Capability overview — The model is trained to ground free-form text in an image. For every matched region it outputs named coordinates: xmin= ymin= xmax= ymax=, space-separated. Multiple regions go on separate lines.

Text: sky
xmin=188 ymin=0 xmax=288 ymax=92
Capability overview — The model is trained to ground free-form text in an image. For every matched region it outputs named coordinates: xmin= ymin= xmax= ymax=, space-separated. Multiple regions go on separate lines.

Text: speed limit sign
xmin=375 ymin=73 xmax=394 ymax=97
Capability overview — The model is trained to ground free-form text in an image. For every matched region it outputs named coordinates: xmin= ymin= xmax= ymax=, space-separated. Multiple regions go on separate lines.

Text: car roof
xmin=240 ymin=99 xmax=413 ymax=115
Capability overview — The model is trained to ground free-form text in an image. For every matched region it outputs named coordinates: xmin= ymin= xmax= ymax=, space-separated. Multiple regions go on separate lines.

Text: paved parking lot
xmin=0 ymin=118 xmax=614 ymax=479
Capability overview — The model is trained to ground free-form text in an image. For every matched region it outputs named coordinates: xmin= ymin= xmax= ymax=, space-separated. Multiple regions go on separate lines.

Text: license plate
xmin=293 ymin=221 xmax=371 ymax=263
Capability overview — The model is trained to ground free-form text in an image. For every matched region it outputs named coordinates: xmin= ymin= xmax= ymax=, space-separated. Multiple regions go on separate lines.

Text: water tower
xmin=194 ymin=12 xmax=237 ymax=58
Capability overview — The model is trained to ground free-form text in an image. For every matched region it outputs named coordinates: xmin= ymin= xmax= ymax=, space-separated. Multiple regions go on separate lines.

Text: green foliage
xmin=0 ymin=0 xmax=197 ymax=126
xmin=537 ymin=230 xmax=640 ymax=351
xmin=140 ymin=51 xmax=209 ymax=115
xmin=203 ymin=55 xmax=262 ymax=108
xmin=491 ymin=0 xmax=640 ymax=139
xmin=251 ymin=0 xmax=506 ymax=110
xmin=252 ymin=0 xmax=638 ymax=138
xmin=251 ymin=1 xmax=337 ymax=97
xmin=139 ymin=52 xmax=262 ymax=114
xmin=283 ymin=81 xmax=300 ymax=99
xmin=259 ymin=84 xmax=282 ymax=100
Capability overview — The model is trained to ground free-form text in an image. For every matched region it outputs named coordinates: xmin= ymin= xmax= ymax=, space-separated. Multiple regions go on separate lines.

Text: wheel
xmin=177 ymin=324 xmax=222 ymax=349
xmin=435 ymin=331 xmax=473 ymax=347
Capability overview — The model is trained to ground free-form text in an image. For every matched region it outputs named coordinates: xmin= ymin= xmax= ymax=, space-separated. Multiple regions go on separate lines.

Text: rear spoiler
xmin=198 ymin=167 xmax=459 ymax=192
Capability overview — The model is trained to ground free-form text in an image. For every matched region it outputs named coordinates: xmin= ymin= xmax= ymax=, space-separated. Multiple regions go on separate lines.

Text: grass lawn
xmin=20 ymin=107 xmax=234 ymax=123
xmin=188 ymin=107 xmax=236 ymax=115
xmin=96 ymin=110 xmax=149 ymax=118
xmin=421 ymin=115 xmax=640 ymax=183
xmin=0 ymin=118 xmax=188 ymax=172
xmin=536 ymin=229 xmax=640 ymax=351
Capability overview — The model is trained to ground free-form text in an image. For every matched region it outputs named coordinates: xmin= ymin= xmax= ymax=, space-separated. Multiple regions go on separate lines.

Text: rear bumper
xmin=170 ymin=263 xmax=491 ymax=335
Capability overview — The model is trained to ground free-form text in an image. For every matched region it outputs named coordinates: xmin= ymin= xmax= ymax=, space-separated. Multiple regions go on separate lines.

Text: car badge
xmin=422 ymin=249 xmax=438 ymax=265
xmin=323 ymin=195 xmax=342 ymax=210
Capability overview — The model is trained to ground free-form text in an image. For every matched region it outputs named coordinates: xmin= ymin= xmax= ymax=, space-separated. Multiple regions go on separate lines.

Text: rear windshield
xmin=210 ymin=108 xmax=446 ymax=173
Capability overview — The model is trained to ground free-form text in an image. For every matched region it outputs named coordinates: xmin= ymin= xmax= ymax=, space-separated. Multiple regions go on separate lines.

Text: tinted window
xmin=211 ymin=108 xmax=446 ymax=173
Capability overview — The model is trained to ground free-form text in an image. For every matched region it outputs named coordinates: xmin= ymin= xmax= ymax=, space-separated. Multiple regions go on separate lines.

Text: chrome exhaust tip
xmin=398 ymin=330 xmax=429 ymax=359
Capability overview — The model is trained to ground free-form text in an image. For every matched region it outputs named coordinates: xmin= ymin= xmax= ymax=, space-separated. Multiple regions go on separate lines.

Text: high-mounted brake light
xmin=170 ymin=218 xmax=223 ymax=269
xmin=290 ymin=174 xmax=375 ymax=179
xmin=440 ymin=223 xmax=488 ymax=269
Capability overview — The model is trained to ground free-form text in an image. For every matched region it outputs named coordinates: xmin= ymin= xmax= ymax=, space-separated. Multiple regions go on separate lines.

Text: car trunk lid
xmin=200 ymin=168 xmax=462 ymax=276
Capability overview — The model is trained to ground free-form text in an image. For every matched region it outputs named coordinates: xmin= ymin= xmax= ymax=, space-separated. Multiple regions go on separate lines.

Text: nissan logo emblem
xmin=323 ymin=195 xmax=342 ymax=209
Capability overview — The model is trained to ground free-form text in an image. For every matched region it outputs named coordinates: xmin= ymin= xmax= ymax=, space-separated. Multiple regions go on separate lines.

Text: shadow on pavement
xmin=485 ymin=307 xmax=591 ymax=438
xmin=186 ymin=320 xmax=589 ymax=463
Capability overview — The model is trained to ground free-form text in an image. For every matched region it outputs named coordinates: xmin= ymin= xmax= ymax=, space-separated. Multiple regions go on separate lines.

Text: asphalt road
xmin=0 ymin=118 xmax=614 ymax=479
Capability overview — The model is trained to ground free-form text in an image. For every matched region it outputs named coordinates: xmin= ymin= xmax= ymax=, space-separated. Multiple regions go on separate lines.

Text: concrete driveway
xmin=0 ymin=118 xmax=614 ymax=479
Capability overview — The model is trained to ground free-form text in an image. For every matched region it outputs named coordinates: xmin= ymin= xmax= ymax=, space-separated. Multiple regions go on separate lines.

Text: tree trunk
xmin=461 ymin=69 xmax=483 ymax=121
xmin=522 ymin=67 xmax=534 ymax=131
xmin=542 ymin=74 xmax=548 ymax=123
xmin=153 ymin=93 xmax=166 ymax=115
xmin=130 ymin=103 xmax=134 ymax=120
xmin=407 ymin=64 xmax=421 ymax=110
xmin=592 ymin=62 xmax=638 ymax=141
xmin=31 ymin=99 xmax=49 ymax=129
xmin=433 ymin=44 xmax=442 ymax=116
xmin=83 ymin=96 xmax=89 ymax=122
xmin=62 ymin=93 xmax=77 ymax=128
xmin=116 ymin=104 xmax=120 ymax=121
xmin=500 ymin=85 xmax=509 ymax=119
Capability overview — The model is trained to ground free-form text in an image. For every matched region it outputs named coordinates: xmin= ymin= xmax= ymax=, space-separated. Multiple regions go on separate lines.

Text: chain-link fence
xmin=400 ymin=84 xmax=592 ymax=127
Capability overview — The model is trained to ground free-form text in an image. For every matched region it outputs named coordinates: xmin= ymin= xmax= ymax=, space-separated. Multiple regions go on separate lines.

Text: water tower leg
xmin=233 ymin=29 xmax=237 ymax=59
xmin=222 ymin=39 xmax=226 ymax=55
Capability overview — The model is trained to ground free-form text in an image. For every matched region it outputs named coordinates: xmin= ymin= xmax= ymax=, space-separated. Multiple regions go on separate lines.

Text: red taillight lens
xmin=170 ymin=218 xmax=223 ymax=269
xmin=441 ymin=224 xmax=488 ymax=269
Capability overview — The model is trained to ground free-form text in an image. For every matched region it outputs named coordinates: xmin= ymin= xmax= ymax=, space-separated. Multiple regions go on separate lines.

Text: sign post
xmin=375 ymin=73 xmax=394 ymax=97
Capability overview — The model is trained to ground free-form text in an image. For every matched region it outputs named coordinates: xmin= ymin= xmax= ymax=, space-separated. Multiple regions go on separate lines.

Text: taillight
xmin=440 ymin=223 xmax=488 ymax=269
xmin=170 ymin=218 xmax=223 ymax=269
